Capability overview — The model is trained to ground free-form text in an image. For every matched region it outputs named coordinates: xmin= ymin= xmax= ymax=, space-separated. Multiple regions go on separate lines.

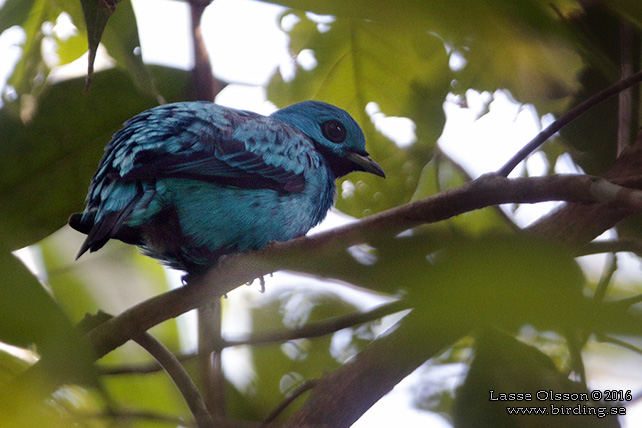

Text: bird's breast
xmin=146 ymin=168 xmax=335 ymax=270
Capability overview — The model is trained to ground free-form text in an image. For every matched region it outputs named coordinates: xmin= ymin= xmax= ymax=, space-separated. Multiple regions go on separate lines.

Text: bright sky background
xmin=2 ymin=0 xmax=642 ymax=425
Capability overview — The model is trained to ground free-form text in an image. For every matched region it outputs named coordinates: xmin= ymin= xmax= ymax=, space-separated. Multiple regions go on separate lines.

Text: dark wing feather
xmin=112 ymin=102 xmax=306 ymax=193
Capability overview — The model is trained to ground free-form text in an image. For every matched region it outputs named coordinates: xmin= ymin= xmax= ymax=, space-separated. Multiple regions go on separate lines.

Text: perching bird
xmin=69 ymin=101 xmax=385 ymax=277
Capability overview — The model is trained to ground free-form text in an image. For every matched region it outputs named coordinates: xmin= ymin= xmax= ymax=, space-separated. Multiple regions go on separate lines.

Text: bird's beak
xmin=346 ymin=152 xmax=386 ymax=178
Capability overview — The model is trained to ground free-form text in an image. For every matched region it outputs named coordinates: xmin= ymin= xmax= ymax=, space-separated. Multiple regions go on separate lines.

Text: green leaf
xmin=74 ymin=0 xmax=158 ymax=97
xmin=235 ymin=287 xmax=369 ymax=421
xmin=0 ymin=0 xmax=37 ymax=34
xmin=411 ymin=154 xmax=515 ymax=235
xmin=0 ymin=247 xmax=99 ymax=394
xmin=0 ymin=65 xmax=192 ymax=250
xmin=99 ymin=0 xmax=160 ymax=98
xmin=4 ymin=0 xmax=52 ymax=108
xmin=409 ymin=235 xmax=586 ymax=333
xmin=264 ymin=0 xmax=584 ymax=112
xmin=453 ymin=330 xmax=617 ymax=428
xmin=55 ymin=32 xmax=88 ymax=65
xmin=268 ymin=13 xmax=451 ymax=217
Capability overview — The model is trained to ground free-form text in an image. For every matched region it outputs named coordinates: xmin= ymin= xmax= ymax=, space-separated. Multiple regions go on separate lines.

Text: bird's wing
xmin=103 ymin=102 xmax=308 ymax=194
xmin=73 ymin=102 xmax=316 ymax=258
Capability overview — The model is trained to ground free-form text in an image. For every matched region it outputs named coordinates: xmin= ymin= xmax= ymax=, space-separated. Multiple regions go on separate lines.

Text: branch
xmin=79 ymin=312 xmax=213 ymax=426
xmin=575 ymin=238 xmax=642 ymax=257
xmin=497 ymin=69 xmax=642 ymax=177
xmin=197 ymin=299 xmax=226 ymax=419
xmin=263 ymin=379 xmax=318 ymax=425
xmin=100 ymin=300 xmax=407 ymax=375
xmin=285 ymin=310 xmax=466 ymax=427
xmin=13 ymin=173 xmax=642 ymax=403
xmin=189 ymin=0 xmax=225 ymax=101
xmin=226 ymin=300 xmax=407 ymax=347
xmin=524 ymin=133 xmax=642 ymax=246
xmin=83 ymin=174 xmax=642 ymax=358
xmin=132 ymin=331 xmax=214 ymax=428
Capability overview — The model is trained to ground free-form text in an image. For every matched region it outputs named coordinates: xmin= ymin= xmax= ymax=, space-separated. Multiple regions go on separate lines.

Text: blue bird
xmin=69 ymin=101 xmax=385 ymax=277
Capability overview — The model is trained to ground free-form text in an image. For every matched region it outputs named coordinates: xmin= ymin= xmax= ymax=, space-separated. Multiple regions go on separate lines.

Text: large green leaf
xmin=268 ymin=12 xmax=451 ymax=217
xmin=0 ymin=246 xmax=99 ymax=425
xmin=453 ymin=330 xmax=618 ymax=428
xmin=0 ymin=65 xmax=191 ymax=250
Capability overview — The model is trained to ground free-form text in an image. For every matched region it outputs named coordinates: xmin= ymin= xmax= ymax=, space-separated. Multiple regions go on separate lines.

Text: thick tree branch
xmin=526 ymin=133 xmax=642 ymax=245
xmin=82 ymin=174 xmax=642 ymax=358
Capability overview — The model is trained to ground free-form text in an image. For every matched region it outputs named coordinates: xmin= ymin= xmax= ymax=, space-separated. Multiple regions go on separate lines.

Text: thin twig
xmin=262 ymin=379 xmax=319 ymax=426
xmin=226 ymin=300 xmax=407 ymax=347
xmin=593 ymin=252 xmax=617 ymax=303
xmin=566 ymin=332 xmax=587 ymax=387
xmin=618 ymin=19 xmax=634 ymax=155
xmin=497 ymin=70 xmax=642 ymax=177
xmin=611 ymin=294 xmax=642 ymax=310
xmin=575 ymin=238 xmax=642 ymax=257
xmin=100 ymin=300 xmax=407 ymax=375
xmin=132 ymin=332 xmax=215 ymax=428
xmin=597 ymin=334 xmax=642 ymax=357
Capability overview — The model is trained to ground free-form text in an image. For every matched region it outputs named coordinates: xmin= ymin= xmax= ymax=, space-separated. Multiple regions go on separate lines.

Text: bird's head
xmin=271 ymin=101 xmax=385 ymax=179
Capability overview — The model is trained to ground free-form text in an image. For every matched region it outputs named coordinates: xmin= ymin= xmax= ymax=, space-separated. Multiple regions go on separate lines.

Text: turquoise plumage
xmin=69 ymin=101 xmax=385 ymax=276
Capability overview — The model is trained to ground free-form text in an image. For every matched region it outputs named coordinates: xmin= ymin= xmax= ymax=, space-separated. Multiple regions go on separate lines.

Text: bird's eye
xmin=321 ymin=120 xmax=347 ymax=143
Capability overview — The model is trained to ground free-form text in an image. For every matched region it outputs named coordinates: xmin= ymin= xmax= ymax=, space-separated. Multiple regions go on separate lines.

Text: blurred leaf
xmin=409 ymin=235 xmax=586 ymax=333
xmin=453 ymin=330 xmax=619 ymax=428
xmin=268 ymin=12 xmax=451 ymax=217
xmin=0 ymin=65 xmax=191 ymax=250
xmin=98 ymin=0 xmax=160 ymax=98
xmin=238 ymin=286 xmax=369 ymax=421
xmin=559 ymin=5 xmax=626 ymax=175
xmin=55 ymin=31 xmax=87 ymax=65
xmin=4 ymin=0 xmax=52 ymax=109
xmin=411 ymin=154 xmax=515 ymax=235
xmin=0 ymin=247 xmax=98 ymax=393
xmin=39 ymin=227 xmax=180 ymax=350
xmin=0 ymin=0 xmax=37 ymax=33
xmin=265 ymin=0 xmax=583 ymax=112
xmin=608 ymin=0 xmax=642 ymax=30
xmin=102 ymin=371 xmax=191 ymax=427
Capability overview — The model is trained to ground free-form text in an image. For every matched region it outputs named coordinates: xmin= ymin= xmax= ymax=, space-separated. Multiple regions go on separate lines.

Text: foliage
xmin=1 ymin=0 xmax=642 ymax=427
